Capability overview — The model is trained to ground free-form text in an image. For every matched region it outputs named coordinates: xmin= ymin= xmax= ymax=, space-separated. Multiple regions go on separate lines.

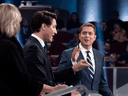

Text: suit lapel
xmin=92 ymin=48 xmax=99 ymax=82
xmin=77 ymin=51 xmax=84 ymax=62
xmin=30 ymin=36 xmax=55 ymax=80
xmin=77 ymin=51 xmax=92 ymax=83
xmin=29 ymin=36 xmax=47 ymax=59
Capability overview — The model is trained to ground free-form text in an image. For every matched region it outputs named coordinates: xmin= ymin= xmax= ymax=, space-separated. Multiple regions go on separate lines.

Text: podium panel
xmin=106 ymin=67 xmax=128 ymax=96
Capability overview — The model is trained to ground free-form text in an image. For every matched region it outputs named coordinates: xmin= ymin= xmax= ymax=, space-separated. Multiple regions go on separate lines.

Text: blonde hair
xmin=0 ymin=3 xmax=22 ymax=38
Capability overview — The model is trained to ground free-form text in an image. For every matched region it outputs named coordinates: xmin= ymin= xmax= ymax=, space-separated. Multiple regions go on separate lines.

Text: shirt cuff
xmin=71 ymin=59 xmax=77 ymax=66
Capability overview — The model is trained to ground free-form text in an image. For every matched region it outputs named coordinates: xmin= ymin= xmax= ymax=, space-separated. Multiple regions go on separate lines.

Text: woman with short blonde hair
xmin=0 ymin=3 xmax=22 ymax=38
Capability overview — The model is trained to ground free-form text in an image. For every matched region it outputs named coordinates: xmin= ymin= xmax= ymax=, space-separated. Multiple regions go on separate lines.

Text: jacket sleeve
xmin=58 ymin=49 xmax=73 ymax=71
xmin=55 ymin=49 xmax=77 ymax=83
xmin=54 ymin=67 xmax=76 ymax=83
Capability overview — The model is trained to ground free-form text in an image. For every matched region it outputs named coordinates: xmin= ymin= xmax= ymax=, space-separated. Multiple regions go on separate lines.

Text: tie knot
xmin=86 ymin=51 xmax=91 ymax=60
xmin=86 ymin=51 xmax=90 ymax=54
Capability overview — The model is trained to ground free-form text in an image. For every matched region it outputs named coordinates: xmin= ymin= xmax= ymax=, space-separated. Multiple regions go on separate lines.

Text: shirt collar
xmin=31 ymin=34 xmax=45 ymax=48
xmin=79 ymin=43 xmax=93 ymax=54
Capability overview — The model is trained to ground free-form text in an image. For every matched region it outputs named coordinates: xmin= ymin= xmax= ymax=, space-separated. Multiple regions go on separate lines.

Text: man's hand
xmin=72 ymin=46 xmax=81 ymax=62
xmin=54 ymin=84 xmax=68 ymax=91
xmin=72 ymin=60 xmax=90 ymax=72
xmin=39 ymin=84 xmax=68 ymax=95
xmin=71 ymin=91 xmax=80 ymax=96
xmin=38 ymin=91 xmax=45 ymax=96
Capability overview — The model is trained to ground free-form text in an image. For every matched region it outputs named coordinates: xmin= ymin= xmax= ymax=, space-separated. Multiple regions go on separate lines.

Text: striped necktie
xmin=86 ymin=51 xmax=94 ymax=82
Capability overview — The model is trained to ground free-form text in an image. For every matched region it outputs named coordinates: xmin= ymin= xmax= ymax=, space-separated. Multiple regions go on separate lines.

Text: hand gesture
xmin=72 ymin=60 xmax=90 ymax=72
xmin=72 ymin=46 xmax=81 ymax=62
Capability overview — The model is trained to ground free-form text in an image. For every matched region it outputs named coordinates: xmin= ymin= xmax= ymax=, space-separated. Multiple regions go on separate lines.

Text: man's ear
xmin=94 ymin=35 xmax=97 ymax=41
xmin=41 ymin=23 xmax=45 ymax=31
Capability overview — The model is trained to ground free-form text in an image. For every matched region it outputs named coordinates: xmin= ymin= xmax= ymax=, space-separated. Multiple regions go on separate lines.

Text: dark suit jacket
xmin=0 ymin=36 xmax=42 ymax=96
xmin=23 ymin=36 xmax=75 ymax=86
xmin=58 ymin=47 xmax=113 ymax=96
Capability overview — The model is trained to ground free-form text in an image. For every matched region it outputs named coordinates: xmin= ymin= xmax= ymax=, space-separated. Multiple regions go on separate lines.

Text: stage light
xmin=79 ymin=0 xmax=101 ymax=23
xmin=119 ymin=0 xmax=128 ymax=21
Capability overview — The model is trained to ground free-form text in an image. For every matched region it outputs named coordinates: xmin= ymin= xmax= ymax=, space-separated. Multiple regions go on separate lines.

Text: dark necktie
xmin=43 ymin=46 xmax=47 ymax=55
xmin=44 ymin=46 xmax=55 ymax=81
xmin=86 ymin=51 xmax=94 ymax=82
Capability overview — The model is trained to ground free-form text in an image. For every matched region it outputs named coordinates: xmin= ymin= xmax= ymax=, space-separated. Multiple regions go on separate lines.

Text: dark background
xmin=1 ymin=0 xmax=128 ymax=23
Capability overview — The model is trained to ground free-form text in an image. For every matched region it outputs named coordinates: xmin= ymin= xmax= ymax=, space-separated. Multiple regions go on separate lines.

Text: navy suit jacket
xmin=58 ymin=47 xmax=113 ymax=96
xmin=23 ymin=36 xmax=75 ymax=86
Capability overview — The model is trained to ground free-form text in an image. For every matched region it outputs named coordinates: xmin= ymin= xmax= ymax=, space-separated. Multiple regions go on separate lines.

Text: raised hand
xmin=72 ymin=46 xmax=81 ymax=62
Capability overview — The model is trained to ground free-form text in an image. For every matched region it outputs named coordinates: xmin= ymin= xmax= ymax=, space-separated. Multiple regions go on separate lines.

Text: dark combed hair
xmin=31 ymin=10 xmax=57 ymax=33
xmin=79 ymin=23 xmax=96 ymax=34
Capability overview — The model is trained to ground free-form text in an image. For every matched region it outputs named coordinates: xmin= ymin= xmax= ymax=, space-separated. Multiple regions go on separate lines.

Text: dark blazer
xmin=58 ymin=47 xmax=113 ymax=96
xmin=0 ymin=36 xmax=42 ymax=96
xmin=23 ymin=36 xmax=75 ymax=86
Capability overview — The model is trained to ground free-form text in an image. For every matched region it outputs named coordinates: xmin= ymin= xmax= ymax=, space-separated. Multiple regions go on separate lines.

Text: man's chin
xmin=83 ymin=43 xmax=90 ymax=46
xmin=49 ymin=39 xmax=53 ymax=43
xmin=45 ymin=39 xmax=52 ymax=43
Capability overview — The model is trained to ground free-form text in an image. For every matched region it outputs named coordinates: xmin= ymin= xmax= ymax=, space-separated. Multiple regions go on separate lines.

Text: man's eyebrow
xmin=82 ymin=31 xmax=87 ymax=32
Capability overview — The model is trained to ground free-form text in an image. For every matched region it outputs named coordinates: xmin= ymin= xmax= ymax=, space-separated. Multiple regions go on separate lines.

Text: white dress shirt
xmin=31 ymin=34 xmax=45 ymax=48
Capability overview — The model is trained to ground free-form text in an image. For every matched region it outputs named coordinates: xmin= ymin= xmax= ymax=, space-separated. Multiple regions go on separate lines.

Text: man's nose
xmin=55 ymin=29 xmax=57 ymax=34
xmin=85 ymin=33 xmax=89 ymax=37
